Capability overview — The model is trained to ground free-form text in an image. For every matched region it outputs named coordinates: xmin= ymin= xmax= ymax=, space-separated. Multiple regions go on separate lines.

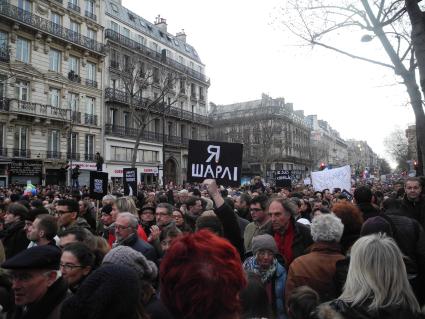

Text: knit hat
xmin=61 ymin=264 xmax=141 ymax=319
xmin=251 ymin=234 xmax=278 ymax=256
xmin=102 ymin=246 xmax=157 ymax=281
xmin=360 ymin=216 xmax=393 ymax=237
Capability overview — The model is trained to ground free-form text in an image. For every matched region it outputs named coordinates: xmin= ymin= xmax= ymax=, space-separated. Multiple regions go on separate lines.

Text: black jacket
xmin=400 ymin=195 xmax=425 ymax=230
xmin=215 ymin=203 xmax=245 ymax=258
xmin=118 ymin=234 xmax=158 ymax=264
xmin=0 ymin=221 xmax=29 ymax=259
xmin=356 ymin=202 xmax=379 ymax=221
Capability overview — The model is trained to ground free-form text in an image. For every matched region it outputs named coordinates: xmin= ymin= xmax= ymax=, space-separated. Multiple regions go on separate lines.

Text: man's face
xmin=59 ymin=234 xmax=77 ymax=249
xmin=250 ymin=203 xmax=267 ymax=224
xmin=156 ymin=207 xmax=172 ymax=227
xmin=78 ymin=201 xmax=85 ymax=214
xmin=56 ymin=205 xmax=77 ymax=228
xmin=235 ymin=197 xmax=247 ymax=210
xmin=405 ymin=181 xmax=422 ymax=200
xmin=189 ymin=200 xmax=203 ymax=215
xmin=268 ymin=201 xmax=291 ymax=233
xmin=100 ymin=213 xmax=113 ymax=226
xmin=4 ymin=212 xmax=19 ymax=225
xmin=11 ymin=270 xmax=55 ymax=305
xmin=324 ymin=190 xmax=332 ymax=200
xmin=24 ymin=220 xmax=33 ymax=238
xmin=27 ymin=218 xmax=42 ymax=242
xmin=115 ymin=215 xmax=134 ymax=241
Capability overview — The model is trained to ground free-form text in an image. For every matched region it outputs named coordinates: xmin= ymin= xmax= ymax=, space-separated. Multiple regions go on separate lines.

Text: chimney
xmin=154 ymin=15 xmax=167 ymax=33
xmin=176 ymin=29 xmax=186 ymax=43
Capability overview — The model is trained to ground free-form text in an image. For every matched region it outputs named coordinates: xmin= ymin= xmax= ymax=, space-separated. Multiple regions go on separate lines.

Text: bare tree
xmin=277 ymin=0 xmax=425 ymax=175
xmin=384 ymin=128 xmax=409 ymax=169
xmin=111 ymin=51 xmax=180 ymax=167
xmin=378 ymin=157 xmax=392 ymax=174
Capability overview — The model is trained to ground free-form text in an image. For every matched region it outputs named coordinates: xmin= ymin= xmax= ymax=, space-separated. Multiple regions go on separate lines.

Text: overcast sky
xmin=122 ymin=0 xmax=415 ymax=164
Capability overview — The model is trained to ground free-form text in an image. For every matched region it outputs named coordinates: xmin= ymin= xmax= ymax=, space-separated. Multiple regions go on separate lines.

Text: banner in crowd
xmin=275 ymin=170 xmax=292 ymax=188
xmin=89 ymin=171 xmax=108 ymax=200
xmin=187 ymin=140 xmax=243 ymax=187
xmin=123 ymin=168 xmax=137 ymax=196
xmin=311 ymin=165 xmax=351 ymax=192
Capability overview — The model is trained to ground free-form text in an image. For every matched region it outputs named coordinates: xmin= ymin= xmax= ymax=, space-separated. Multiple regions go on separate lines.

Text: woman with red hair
xmin=160 ymin=229 xmax=247 ymax=319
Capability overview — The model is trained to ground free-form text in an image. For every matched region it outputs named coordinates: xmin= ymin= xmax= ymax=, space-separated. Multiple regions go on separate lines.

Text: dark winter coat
xmin=117 ymin=233 xmax=158 ymax=265
xmin=315 ymin=300 xmax=425 ymax=319
xmin=0 ymin=221 xmax=29 ymax=259
xmin=400 ymin=195 xmax=425 ymax=230
xmin=356 ymin=202 xmax=379 ymax=221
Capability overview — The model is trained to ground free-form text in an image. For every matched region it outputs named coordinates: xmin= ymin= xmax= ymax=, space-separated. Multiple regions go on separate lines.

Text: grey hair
xmin=340 ymin=234 xmax=420 ymax=313
xmin=156 ymin=203 xmax=173 ymax=215
xmin=102 ymin=194 xmax=116 ymax=203
xmin=267 ymin=197 xmax=297 ymax=217
xmin=310 ymin=214 xmax=344 ymax=242
xmin=117 ymin=212 xmax=139 ymax=230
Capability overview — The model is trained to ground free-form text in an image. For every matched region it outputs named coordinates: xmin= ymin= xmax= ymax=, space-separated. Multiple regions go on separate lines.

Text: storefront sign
xmin=70 ymin=162 xmax=97 ymax=171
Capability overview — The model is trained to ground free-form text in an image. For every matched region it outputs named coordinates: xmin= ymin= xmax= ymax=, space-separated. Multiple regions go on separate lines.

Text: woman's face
xmin=172 ymin=211 xmax=184 ymax=226
xmin=60 ymin=251 xmax=91 ymax=287
xmin=256 ymin=249 xmax=274 ymax=269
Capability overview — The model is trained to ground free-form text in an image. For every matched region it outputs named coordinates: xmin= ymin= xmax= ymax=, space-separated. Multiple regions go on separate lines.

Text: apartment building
xmin=0 ymin=0 xmax=104 ymax=186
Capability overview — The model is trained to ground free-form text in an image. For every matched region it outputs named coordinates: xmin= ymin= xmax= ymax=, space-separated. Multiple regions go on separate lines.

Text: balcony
xmin=105 ymin=29 xmax=208 ymax=83
xmin=9 ymin=99 xmax=70 ymax=121
xmin=109 ymin=60 xmax=120 ymax=70
xmin=66 ymin=152 xmax=80 ymax=161
xmin=85 ymin=79 xmax=97 ymax=88
xmin=0 ymin=3 xmax=104 ymax=54
xmin=12 ymin=148 xmax=31 ymax=158
xmin=67 ymin=2 xmax=80 ymax=13
xmin=0 ymin=46 xmax=9 ymax=63
xmin=0 ymin=98 xmax=10 ymax=111
xmin=84 ymin=113 xmax=97 ymax=125
xmin=68 ymin=71 xmax=81 ymax=83
xmin=85 ymin=10 xmax=96 ymax=21
xmin=84 ymin=153 xmax=94 ymax=161
xmin=104 ymin=88 xmax=209 ymax=125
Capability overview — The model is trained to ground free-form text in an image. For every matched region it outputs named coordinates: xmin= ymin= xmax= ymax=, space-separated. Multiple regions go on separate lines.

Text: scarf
xmin=243 ymin=256 xmax=277 ymax=284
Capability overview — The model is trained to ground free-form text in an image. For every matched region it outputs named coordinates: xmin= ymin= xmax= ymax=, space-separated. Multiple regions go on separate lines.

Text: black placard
xmin=89 ymin=171 xmax=108 ymax=200
xmin=9 ymin=159 xmax=43 ymax=177
xmin=123 ymin=168 xmax=137 ymax=196
xmin=187 ymin=140 xmax=243 ymax=187
xmin=275 ymin=170 xmax=292 ymax=188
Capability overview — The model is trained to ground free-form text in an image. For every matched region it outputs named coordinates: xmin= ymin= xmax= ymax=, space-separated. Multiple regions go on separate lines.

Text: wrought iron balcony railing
xmin=85 ymin=79 xmax=98 ymax=88
xmin=0 ymin=46 xmax=9 ymax=63
xmin=67 ymin=2 xmax=80 ymax=13
xmin=85 ymin=10 xmax=96 ymax=21
xmin=84 ymin=113 xmax=97 ymax=125
xmin=105 ymin=29 xmax=208 ymax=83
xmin=0 ymin=3 xmax=104 ymax=54
xmin=68 ymin=71 xmax=81 ymax=83
xmin=9 ymin=99 xmax=70 ymax=121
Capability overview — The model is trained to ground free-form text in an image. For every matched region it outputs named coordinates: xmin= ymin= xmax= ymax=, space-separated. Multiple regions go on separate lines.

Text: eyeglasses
xmin=115 ymin=224 xmax=132 ymax=231
xmin=250 ymin=208 xmax=263 ymax=212
xmin=60 ymin=263 xmax=84 ymax=271
xmin=155 ymin=212 xmax=170 ymax=217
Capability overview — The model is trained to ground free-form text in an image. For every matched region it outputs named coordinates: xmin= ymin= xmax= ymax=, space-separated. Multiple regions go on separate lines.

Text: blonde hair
xmin=116 ymin=196 xmax=138 ymax=216
xmin=340 ymin=234 xmax=420 ymax=313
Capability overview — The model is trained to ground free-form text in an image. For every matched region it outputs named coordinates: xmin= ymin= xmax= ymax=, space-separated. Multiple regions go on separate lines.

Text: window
xmin=154 ymin=119 xmax=160 ymax=134
xmin=50 ymin=88 xmax=60 ymax=107
xmin=69 ymin=93 xmax=79 ymax=120
xmin=49 ymin=49 xmax=61 ymax=72
xmin=110 ymin=3 xmax=118 ymax=13
xmin=192 ymin=127 xmax=197 ymax=139
xmin=122 ymin=28 xmax=130 ymax=38
xmin=153 ymin=67 xmax=159 ymax=83
xmin=0 ymin=123 xmax=4 ymax=152
xmin=110 ymin=108 xmax=117 ymax=126
xmin=69 ymin=56 xmax=79 ymax=74
xmin=191 ymin=83 xmax=196 ymax=97
xmin=138 ymin=35 xmax=145 ymax=46
xmin=70 ymin=20 xmax=80 ymax=34
xmin=18 ymin=0 xmax=31 ymax=12
xmin=86 ymin=96 xmax=95 ymax=114
xmin=85 ymin=134 xmax=94 ymax=160
xmin=48 ymin=130 xmax=60 ymax=158
xmin=110 ymin=21 xmax=119 ymax=33
xmin=15 ymin=80 xmax=29 ymax=101
xmin=14 ymin=126 xmax=27 ymax=156
xmin=87 ymin=28 xmax=96 ymax=41
xmin=139 ymin=150 xmax=158 ymax=162
xmin=151 ymin=42 xmax=158 ymax=52
xmin=16 ymin=37 xmax=30 ymax=63
xmin=0 ymin=75 xmax=5 ymax=99
xmin=86 ymin=62 xmax=96 ymax=81
xmin=181 ymin=124 xmax=186 ymax=139
xmin=168 ymin=122 xmax=173 ymax=136
xmin=123 ymin=112 xmax=130 ymax=128
xmin=199 ymin=87 xmax=204 ymax=100
xmin=111 ymin=146 xmax=133 ymax=161
xmin=51 ymin=12 xmax=61 ymax=25
xmin=67 ymin=132 xmax=78 ymax=159
xmin=69 ymin=0 xmax=78 ymax=6
xmin=85 ymin=0 xmax=95 ymax=14
xmin=178 ymin=56 xmax=184 ymax=65
xmin=189 ymin=61 xmax=194 ymax=69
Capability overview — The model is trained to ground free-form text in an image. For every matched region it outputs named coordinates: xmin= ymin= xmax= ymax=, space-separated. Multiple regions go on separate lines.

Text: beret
xmin=2 ymin=245 xmax=61 ymax=270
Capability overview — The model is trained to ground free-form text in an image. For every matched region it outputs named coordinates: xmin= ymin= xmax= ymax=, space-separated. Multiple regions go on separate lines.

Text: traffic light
xmin=319 ymin=163 xmax=326 ymax=170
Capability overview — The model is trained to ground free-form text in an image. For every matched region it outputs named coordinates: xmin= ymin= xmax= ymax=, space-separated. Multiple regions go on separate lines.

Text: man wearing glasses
xmin=56 ymin=199 xmax=91 ymax=232
xmin=2 ymin=245 xmax=68 ymax=319
xmin=243 ymin=194 xmax=272 ymax=255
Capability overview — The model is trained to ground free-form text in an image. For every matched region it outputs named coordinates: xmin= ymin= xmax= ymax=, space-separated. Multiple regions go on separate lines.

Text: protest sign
xmin=123 ymin=168 xmax=137 ymax=196
xmin=311 ymin=165 xmax=351 ymax=192
xmin=187 ymin=140 xmax=243 ymax=187
xmin=275 ymin=170 xmax=292 ymax=188
xmin=89 ymin=171 xmax=108 ymax=200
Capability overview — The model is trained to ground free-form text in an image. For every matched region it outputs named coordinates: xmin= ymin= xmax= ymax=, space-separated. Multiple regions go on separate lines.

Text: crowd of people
xmin=0 ymin=175 xmax=423 ymax=319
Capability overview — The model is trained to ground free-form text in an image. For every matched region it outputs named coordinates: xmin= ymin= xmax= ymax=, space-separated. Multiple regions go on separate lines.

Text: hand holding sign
xmin=203 ymin=179 xmax=224 ymax=209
